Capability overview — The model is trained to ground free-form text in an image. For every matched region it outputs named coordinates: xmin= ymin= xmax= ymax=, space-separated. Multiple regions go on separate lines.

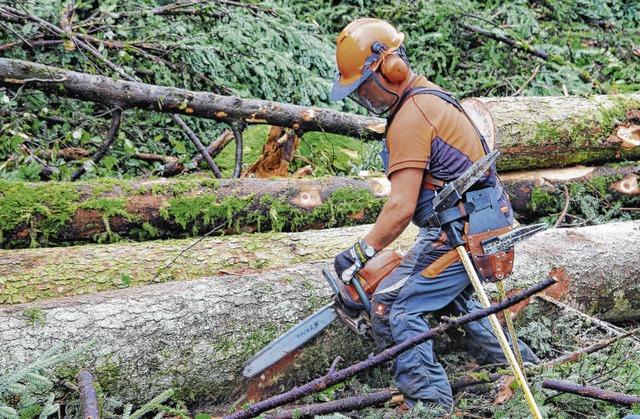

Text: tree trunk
xmin=2 ymin=164 xmax=637 ymax=248
xmin=0 ymin=177 xmax=390 ymax=249
xmin=0 ymin=221 xmax=638 ymax=406
xmin=0 ymin=224 xmax=416 ymax=305
xmin=500 ymin=164 xmax=640 ymax=222
xmin=1 ymin=57 xmax=639 ymax=170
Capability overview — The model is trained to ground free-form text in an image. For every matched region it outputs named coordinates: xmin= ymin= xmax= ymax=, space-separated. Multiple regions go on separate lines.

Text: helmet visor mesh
xmin=349 ymin=73 xmax=399 ymax=115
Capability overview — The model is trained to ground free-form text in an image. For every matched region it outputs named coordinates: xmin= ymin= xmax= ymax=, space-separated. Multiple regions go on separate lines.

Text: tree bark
xmin=0 ymin=221 xmax=638 ymax=406
xmin=541 ymin=379 xmax=640 ymax=406
xmin=500 ymin=164 xmax=640 ymax=222
xmin=0 ymin=176 xmax=390 ymax=249
xmin=1 ymin=57 xmax=639 ymax=170
xmin=0 ymin=223 xmax=415 ymax=305
xmin=2 ymin=164 xmax=637 ymax=248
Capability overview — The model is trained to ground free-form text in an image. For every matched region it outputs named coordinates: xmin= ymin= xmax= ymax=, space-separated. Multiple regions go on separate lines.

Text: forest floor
xmin=198 ymin=299 xmax=640 ymax=419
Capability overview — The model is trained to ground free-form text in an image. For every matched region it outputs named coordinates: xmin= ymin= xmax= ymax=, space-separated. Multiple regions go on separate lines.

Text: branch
xmin=512 ymin=64 xmax=541 ymax=96
xmin=553 ymin=183 xmax=570 ymax=228
xmin=451 ymin=329 xmax=639 ymax=392
xmin=265 ymin=390 xmax=393 ymax=419
xmin=460 ymin=23 xmax=549 ymax=60
xmin=544 ymin=329 xmax=638 ymax=366
xmin=70 ymin=108 xmax=122 ymax=181
xmin=77 ymin=369 xmax=100 ymax=419
xmin=20 ymin=145 xmax=60 ymax=179
xmin=541 ymin=379 xmax=640 ymax=406
xmin=231 ymin=122 xmax=244 ymax=178
xmin=172 ymin=114 xmax=223 ymax=178
xmin=460 ymin=23 xmax=607 ymax=94
xmin=225 ymin=277 xmax=557 ymax=419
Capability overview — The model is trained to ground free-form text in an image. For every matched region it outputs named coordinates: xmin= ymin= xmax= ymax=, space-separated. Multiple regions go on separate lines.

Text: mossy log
xmin=0 ymin=177 xmax=390 ymax=249
xmin=2 ymin=163 xmax=638 ymax=248
xmin=0 ymin=221 xmax=638 ymax=406
xmin=1 ymin=57 xmax=640 ymax=170
xmin=500 ymin=164 xmax=640 ymax=222
xmin=0 ymin=224 xmax=418 ymax=305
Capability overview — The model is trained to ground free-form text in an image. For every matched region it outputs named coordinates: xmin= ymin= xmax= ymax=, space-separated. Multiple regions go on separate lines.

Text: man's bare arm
xmin=364 ymin=167 xmax=423 ymax=251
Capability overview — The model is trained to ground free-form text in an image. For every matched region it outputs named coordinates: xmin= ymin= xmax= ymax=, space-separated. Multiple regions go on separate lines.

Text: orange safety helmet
xmin=329 ymin=18 xmax=406 ymax=101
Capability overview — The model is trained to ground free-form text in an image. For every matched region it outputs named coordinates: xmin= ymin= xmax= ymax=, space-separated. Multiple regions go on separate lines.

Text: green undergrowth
xmin=0 ymin=340 xmax=190 ymax=419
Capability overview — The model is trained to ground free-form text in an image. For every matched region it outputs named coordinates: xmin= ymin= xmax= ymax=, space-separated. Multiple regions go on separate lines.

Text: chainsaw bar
xmin=242 ymin=303 xmax=337 ymax=378
xmin=481 ymin=223 xmax=548 ymax=255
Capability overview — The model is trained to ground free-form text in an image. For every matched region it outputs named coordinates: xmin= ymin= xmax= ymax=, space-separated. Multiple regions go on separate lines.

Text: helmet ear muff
xmin=379 ymin=53 xmax=409 ymax=84
xmin=371 ymin=41 xmax=409 ymax=84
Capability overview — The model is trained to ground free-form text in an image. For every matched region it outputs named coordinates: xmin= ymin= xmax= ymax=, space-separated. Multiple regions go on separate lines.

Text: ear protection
xmin=371 ymin=41 xmax=410 ymax=84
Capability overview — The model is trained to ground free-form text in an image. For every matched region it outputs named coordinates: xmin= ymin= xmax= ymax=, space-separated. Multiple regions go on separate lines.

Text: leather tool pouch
xmin=465 ymin=187 xmax=515 ymax=283
xmin=467 ymin=225 xmax=514 ymax=282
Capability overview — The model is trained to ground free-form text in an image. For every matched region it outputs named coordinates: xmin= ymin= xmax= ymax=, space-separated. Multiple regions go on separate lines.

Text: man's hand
xmin=334 ymin=239 xmax=377 ymax=283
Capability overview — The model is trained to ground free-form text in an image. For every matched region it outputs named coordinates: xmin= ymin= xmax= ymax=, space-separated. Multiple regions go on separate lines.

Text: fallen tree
xmin=1 ymin=164 xmax=637 ymax=248
xmin=3 ymin=217 xmax=640 ymax=322
xmin=0 ymin=177 xmax=389 ymax=249
xmin=0 ymin=221 xmax=638 ymax=406
xmin=0 ymin=223 xmax=417 ymax=305
xmin=2 ymin=218 xmax=639 ymax=322
xmin=499 ymin=163 xmax=640 ymax=222
xmin=1 ymin=57 xmax=639 ymax=171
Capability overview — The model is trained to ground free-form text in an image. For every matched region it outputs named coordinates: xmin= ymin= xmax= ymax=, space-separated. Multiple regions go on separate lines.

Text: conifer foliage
xmin=1 ymin=1 xmax=639 ymax=179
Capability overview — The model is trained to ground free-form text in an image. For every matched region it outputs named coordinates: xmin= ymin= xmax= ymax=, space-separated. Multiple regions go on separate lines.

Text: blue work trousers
xmin=370 ymin=228 xmax=539 ymax=410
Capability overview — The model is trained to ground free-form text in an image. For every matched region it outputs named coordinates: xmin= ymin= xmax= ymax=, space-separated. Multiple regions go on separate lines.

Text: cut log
xmin=0 ymin=177 xmax=390 ymax=249
xmin=1 ymin=57 xmax=640 ymax=170
xmin=0 ymin=224 xmax=417 ymax=305
xmin=500 ymin=164 xmax=640 ymax=222
xmin=0 ymin=221 xmax=638 ymax=406
xmin=2 ymin=164 xmax=637 ymax=248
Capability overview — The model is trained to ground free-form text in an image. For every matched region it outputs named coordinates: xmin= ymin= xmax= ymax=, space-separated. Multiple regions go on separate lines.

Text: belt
xmin=422 ymin=174 xmax=445 ymax=190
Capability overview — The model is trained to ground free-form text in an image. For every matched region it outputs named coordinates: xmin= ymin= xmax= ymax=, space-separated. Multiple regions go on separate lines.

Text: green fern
xmin=0 ymin=340 xmax=96 ymax=419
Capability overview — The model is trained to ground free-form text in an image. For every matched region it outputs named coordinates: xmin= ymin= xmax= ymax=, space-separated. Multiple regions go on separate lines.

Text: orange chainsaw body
xmin=346 ymin=250 xmax=402 ymax=303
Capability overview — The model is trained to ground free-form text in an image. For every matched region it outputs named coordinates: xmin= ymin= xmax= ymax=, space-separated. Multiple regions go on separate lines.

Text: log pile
xmin=0 ymin=221 xmax=638 ymax=406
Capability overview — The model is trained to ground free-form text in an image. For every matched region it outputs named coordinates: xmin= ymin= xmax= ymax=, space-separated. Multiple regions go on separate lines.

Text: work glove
xmin=334 ymin=239 xmax=377 ymax=283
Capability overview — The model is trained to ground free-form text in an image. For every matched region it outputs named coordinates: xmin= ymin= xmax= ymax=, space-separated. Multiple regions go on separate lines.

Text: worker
xmin=330 ymin=18 xmax=540 ymax=413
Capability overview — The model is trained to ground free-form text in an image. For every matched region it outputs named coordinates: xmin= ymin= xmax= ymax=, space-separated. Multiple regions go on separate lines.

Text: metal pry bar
xmin=432 ymin=149 xmax=500 ymax=213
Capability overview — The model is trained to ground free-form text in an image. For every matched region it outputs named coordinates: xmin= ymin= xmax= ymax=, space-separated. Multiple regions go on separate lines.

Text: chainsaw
xmin=242 ymin=150 xmax=547 ymax=379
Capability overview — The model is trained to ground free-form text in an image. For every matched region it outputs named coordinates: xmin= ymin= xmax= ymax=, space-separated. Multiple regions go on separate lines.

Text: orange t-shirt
xmin=385 ymin=76 xmax=486 ymax=182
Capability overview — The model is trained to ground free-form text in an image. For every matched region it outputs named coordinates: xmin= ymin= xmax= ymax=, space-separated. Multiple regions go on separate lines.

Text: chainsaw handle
xmin=322 ymin=268 xmax=372 ymax=314
xmin=322 ymin=268 xmax=341 ymax=297
xmin=350 ymin=275 xmax=372 ymax=314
